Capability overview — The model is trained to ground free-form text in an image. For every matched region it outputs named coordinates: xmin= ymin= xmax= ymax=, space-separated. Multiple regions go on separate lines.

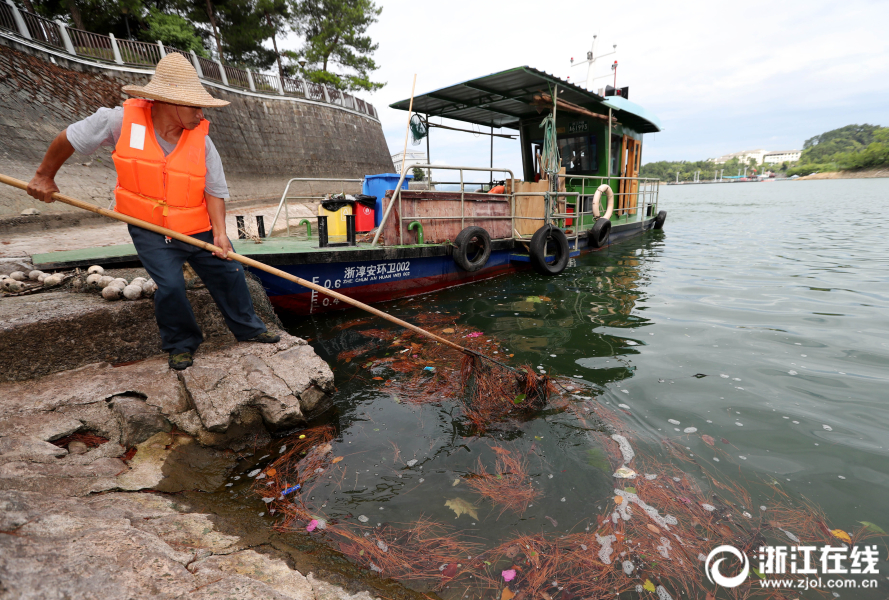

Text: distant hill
xmin=788 ymin=124 xmax=889 ymax=176
xmin=639 ymin=124 xmax=889 ymax=181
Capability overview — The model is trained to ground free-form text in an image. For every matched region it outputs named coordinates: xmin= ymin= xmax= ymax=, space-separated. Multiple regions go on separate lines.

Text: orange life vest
xmin=112 ymin=98 xmax=212 ymax=235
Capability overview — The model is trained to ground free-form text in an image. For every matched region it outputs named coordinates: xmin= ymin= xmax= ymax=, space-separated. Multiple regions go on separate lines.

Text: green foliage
xmin=643 ymin=124 xmax=889 ymax=180
xmin=797 ymin=124 xmax=889 ymax=171
xmin=288 ymin=0 xmax=384 ymax=92
xmin=639 ymin=157 xmax=761 ymax=182
xmin=141 ymin=7 xmax=207 ymax=56
xmin=411 ymin=167 xmax=426 ymax=182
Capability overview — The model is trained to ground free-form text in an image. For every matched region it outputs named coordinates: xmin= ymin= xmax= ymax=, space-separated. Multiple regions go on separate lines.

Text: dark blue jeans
xmin=128 ymin=225 xmax=267 ymax=355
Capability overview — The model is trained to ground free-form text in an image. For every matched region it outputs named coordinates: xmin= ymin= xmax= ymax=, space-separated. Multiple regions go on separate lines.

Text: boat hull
xmin=251 ymin=217 xmax=657 ymax=315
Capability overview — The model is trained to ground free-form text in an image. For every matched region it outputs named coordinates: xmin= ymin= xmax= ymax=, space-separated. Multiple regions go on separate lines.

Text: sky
xmin=283 ymin=0 xmax=889 ymax=177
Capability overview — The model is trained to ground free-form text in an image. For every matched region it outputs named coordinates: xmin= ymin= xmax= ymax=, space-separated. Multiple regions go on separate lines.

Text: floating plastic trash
xmin=282 ymin=484 xmax=301 ymax=496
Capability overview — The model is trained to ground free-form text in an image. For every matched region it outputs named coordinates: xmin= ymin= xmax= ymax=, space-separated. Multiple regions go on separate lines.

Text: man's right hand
xmin=27 ymin=173 xmax=60 ymax=203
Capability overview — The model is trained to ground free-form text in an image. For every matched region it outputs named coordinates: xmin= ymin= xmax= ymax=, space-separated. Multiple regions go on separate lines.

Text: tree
xmin=411 ymin=166 xmax=426 ymax=182
xmin=141 ymin=7 xmax=207 ymax=55
xmin=213 ymin=0 xmax=279 ymax=68
xmin=289 ymin=0 xmax=384 ymax=92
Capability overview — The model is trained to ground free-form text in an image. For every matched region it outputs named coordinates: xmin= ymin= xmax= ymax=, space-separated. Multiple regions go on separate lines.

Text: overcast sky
xmin=286 ymin=0 xmax=889 ymax=175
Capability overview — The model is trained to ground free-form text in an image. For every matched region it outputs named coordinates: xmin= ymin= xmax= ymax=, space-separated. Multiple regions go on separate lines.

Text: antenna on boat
xmin=570 ymin=34 xmax=617 ymax=92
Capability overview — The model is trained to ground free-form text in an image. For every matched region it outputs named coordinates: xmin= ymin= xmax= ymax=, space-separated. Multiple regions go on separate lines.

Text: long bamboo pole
xmin=0 ymin=174 xmax=492 ymax=360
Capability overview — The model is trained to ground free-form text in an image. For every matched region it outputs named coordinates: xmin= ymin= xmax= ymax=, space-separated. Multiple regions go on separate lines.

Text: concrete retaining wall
xmin=0 ymin=35 xmax=394 ymax=217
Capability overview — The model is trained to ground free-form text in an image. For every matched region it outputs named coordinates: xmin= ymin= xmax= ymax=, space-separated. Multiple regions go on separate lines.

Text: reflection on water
xmin=230 ymin=179 xmax=888 ymax=598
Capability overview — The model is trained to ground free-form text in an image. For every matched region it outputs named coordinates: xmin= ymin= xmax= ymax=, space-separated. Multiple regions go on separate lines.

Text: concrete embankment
xmin=0 ymin=36 xmax=392 ymax=218
xmin=0 ymin=268 xmax=398 ymax=600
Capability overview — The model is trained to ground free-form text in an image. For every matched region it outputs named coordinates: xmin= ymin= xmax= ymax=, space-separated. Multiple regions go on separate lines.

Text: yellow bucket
xmin=318 ymin=203 xmax=353 ymax=237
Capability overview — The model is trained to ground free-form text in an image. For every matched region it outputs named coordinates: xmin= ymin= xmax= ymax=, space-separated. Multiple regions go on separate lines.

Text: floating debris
xmin=610 ymin=434 xmax=635 ymax=463
xmin=613 ymin=466 xmax=637 ymax=479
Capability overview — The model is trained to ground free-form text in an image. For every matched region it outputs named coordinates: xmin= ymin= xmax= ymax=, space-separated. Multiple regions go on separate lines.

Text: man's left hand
xmin=213 ymin=232 xmax=233 ymax=260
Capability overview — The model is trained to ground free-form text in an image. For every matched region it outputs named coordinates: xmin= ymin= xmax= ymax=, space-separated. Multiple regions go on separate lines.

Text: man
xmin=27 ymin=53 xmax=279 ymax=370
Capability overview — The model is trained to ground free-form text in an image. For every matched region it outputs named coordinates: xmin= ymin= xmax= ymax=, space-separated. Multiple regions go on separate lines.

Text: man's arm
xmin=205 ymin=192 xmax=232 ymax=260
xmin=27 ymin=129 xmax=76 ymax=203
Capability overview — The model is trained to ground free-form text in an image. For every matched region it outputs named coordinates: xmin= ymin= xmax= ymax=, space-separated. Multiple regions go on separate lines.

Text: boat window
xmin=557 ymin=134 xmax=598 ymax=175
xmin=611 ymin=134 xmax=623 ymax=176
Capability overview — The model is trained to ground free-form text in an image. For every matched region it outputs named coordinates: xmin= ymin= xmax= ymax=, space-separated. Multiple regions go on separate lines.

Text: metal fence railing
xmin=252 ymin=71 xmax=279 ymax=93
xmin=21 ymin=11 xmax=63 ymax=48
xmin=116 ymin=37 xmax=161 ymax=66
xmin=67 ymin=27 xmax=114 ymax=61
xmin=306 ymin=81 xmax=326 ymax=102
xmin=0 ymin=10 xmax=378 ymax=118
xmin=197 ymin=56 xmax=222 ymax=82
xmin=326 ymin=86 xmax=342 ymax=105
xmin=0 ymin=3 xmax=16 ymax=32
xmin=223 ymin=64 xmax=250 ymax=89
xmin=163 ymin=45 xmax=189 ymax=60
xmin=282 ymin=76 xmax=305 ymax=96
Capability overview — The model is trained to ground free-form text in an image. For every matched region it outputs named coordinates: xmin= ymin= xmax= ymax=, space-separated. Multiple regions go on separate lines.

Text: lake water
xmin=230 ymin=178 xmax=889 ymax=598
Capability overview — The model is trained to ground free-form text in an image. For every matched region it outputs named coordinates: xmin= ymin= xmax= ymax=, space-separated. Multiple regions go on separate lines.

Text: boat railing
xmin=372 ymin=165 xmax=515 ymax=246
xmin=556 ymin=174 xmax=661 ymax=246
xmin=267 ymin=177 xmax=363 ymax=238
xmin=371 ymin=166 xmax=660 ymax=247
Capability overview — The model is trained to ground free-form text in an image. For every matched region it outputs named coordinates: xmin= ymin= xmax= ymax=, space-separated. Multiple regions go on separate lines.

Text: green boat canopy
xmin=389 ymin=65 xmax=661 ymax=133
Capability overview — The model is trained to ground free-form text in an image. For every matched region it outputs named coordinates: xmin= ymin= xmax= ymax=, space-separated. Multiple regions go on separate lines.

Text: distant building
xmin=714 ymin=149 xmax=770 ymax=165
xmin=391 ymin=150 xmax=427 ymax=175
xmin=763 ymin=150 xmax=802 ymax=164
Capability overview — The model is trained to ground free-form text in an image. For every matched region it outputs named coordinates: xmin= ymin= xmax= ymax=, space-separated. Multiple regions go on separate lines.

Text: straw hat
xmin=122 ymin=53 xmax=229 ymax=108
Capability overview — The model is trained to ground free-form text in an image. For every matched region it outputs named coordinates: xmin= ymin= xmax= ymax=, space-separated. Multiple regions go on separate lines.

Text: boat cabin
xmin=389 ymin=66 xmax=662 ymax=234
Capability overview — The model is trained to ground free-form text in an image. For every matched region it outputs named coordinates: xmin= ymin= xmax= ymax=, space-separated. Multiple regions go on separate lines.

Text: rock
xmin=10 ymin=271 xmax=26 ymax=281
xmin=68 ymin=440 xmax=89 ymax=455
xmin=0 ymin=284 xmax=280 ymax=383
xmin=28 ymin=270 xmax=43 ymax=281
xmin=37 ymin=272 xmax=48 ymax=282
xmin=111 ymin=396 xmax=171 ymax=447
xmin=183 ymin=347 xmax=310 ymax=433
xmin=110 ymin=278 xmax=128 ymax=290
xmin=123 ymin=284 xmax=142 ymax=300
xmin=20 ymin=207 xmax=40 ymax=216
xmin=86 ymin=273 xmax=102 ymax=286
xmin=0 ymin=436 xmax=67 ymax=461
xmin=0 ymin=259 xmax=34 ymax=277
xmin=142 ymin=279 xmax=157 ymax=297
xmin=187 ymin=575 xmax=298 ymax=600
xmin=87 ymin=265 xmax=105 ymax=275
xmin=97 ymin=275 xmax=113 ymax=287
xmin=102 ymin=286 xmax=122 ymax=300
xmin=299 ymin=386 xmax=329 ymax=414
xmin=309 ymin=572 xmax=379 ymax=600
xmin=264 ymin=344 xmax=335 ymax=414
xmin=190 ymin=547 xmax=315 ymax=598
xmin=0 ymin=412 xmax=82 ymax=442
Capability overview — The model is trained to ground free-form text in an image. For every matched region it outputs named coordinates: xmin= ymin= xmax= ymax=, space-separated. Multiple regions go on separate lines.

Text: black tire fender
xmin=453 ymin=226 xmax=492 ymax=272
xmin=529 ymin=224 xmax=570 ymax=276
xmin=654 ymin=210 xmax=667 ymax=229
xmin=588 ymin=218 xmax=612 ymax=248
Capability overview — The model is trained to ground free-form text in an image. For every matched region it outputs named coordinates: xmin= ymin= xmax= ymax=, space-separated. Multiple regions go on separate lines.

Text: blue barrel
xmin=362 ymin=173 xmax=413 ymax=227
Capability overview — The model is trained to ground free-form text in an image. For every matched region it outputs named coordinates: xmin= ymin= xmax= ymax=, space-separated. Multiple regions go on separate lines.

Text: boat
xmin=34 ymin=66 xmax=665 ymax=315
